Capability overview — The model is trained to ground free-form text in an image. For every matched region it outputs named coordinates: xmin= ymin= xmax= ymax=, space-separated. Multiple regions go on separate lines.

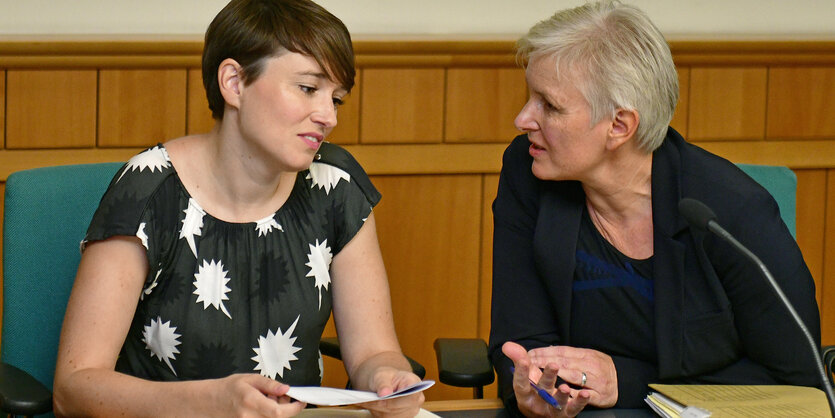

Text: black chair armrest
xmin=0 ymin=362 xmax=53 ymax=416
xmin=319 ymin=337 xmax=426 ymax=380
xmin=823 ymin=345 xmax=835 ymax=387
xmin=433 ymin=338 xmax=495 ymax=390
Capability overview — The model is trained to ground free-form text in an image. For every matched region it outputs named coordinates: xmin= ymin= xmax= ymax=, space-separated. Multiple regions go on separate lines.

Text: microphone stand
xmin=706 ymin=220 xmax=835 ymax=417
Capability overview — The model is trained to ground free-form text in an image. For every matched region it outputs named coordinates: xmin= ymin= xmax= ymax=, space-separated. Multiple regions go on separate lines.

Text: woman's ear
xmin=606 ymin=108 xmax=640 ymax=151
xmin=218 ymin=58 xmax=243 ymax=111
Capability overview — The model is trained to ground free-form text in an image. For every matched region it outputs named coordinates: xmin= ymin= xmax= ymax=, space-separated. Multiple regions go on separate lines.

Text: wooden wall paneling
xmin=0 ymin=181 xmax=4 ymax=347
xmin=480 ymin=174 xmax=499 ymax=399
xmin=98 ymin=69 xmax=187 ymax=147
xmin=320 ymin=313 xmax=349 ymax=390
xmin=823 ymin=169 xmax=835 ymax=345
xmin=186 ymin=68 xmax=214 ymax=135
xmin=688 ymin=67 xmax=767 ymax=141
xmin=329 ymin=69 xmax=360 ymax=145
xmin=372 ymin=174 xmax=482 ymax=401
xmin=359 ymin=68 xmax=445 ymax=144
xmin=5 ymin=70 xmax=97 ymax=148
xmin=1 ymin=71 xmax=5 ymax=148
xmin=479 ymin=175 xmax=499 ymax=341
xmin=795 ymin=170 xmax=828 ymax=305
xmin=670 ymin=67 xmax=689 ymax=136
xmin=767 ymin=67 xmax=835 ymax=140
xmin=445 ymin=68 xmax=526 ymax=143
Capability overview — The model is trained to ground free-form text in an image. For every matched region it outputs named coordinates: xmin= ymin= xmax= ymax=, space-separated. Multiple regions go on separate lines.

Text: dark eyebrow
xmin=297 ymin=71 xmax=349 ymax=96
xmin=297 ymin=71 xmax=329 ymax=79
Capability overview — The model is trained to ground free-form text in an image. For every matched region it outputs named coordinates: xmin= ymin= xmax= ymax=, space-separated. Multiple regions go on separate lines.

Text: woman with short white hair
xmin=489 ymin=1 xmax=821 ymax=416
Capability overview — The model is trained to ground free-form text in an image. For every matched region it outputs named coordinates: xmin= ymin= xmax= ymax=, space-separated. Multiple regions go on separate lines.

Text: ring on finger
xmin=580 ymin=371 xmax=587 ymax=387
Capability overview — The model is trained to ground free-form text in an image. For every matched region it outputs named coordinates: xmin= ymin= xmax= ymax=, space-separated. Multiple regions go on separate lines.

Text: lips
xmin=527 ymin=135 xmax=548 ymax=159
xmin=300 ymin=133 xmax=323 ymax=150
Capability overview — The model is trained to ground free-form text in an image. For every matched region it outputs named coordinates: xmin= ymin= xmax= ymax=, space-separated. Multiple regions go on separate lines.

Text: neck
xmin=195 ymin=120 xmax=295 ymax=222
xmin=582 ymin=148 xmax=653 ymax=221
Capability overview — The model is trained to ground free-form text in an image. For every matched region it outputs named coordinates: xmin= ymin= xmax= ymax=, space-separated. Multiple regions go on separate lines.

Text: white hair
xmin=517 ymin=0 xmax=678 ymax=152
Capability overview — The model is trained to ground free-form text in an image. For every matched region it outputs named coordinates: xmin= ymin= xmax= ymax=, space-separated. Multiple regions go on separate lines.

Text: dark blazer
xmin=488 ymin=127 xmax=821 ymax=411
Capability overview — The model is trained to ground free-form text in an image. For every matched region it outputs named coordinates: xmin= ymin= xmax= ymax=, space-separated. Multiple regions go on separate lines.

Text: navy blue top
xmin=571 ymin=207 xmax=656 ymax=365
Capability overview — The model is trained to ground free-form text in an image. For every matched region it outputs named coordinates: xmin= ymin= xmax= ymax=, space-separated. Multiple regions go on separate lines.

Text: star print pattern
xmin=307 ymin=162 xmax=351 ymax=195
xmin=180 ymin=198 xmax=205 ymax=258
xmin=83 ymin=142 xmax=381 ymax=385
xmin=252 ymin=316 xmax=302 ymax=379
xmin=118 ymin=145 xmax=170 ymax=183
xmin=255 ymin=215 xmax=283 ymax=236
xmin=193 ymin=259 xmax=232 ymax=319
xmin=142 ymin=316 xmax=182 ymax=375
xmin=305 ymin=239 xmax=333 ymax=310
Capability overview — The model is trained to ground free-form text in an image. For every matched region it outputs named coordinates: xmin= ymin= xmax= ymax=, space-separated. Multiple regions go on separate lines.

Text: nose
xmin=514 ymin=99 xmax=539 ymax=133
xmin=311 ymin=97 xmax=337 ymax=130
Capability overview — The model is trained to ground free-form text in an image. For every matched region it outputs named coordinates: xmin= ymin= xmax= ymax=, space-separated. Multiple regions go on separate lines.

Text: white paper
xmin=298 ymin=407 xmax=440 ymax=417
xmin=287 ymin=380 xmax=435 ymax=406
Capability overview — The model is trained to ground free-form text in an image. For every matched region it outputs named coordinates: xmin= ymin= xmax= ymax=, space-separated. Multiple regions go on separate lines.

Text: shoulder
xmin=309 ymin=142 xmax=381 ymax=205
xmin=110 ymin=144 xmax=176 ymax=198
xmin=85 ymin=145 xmax=180 ymax=247
xmin=663 ymin=129 xmax=779 ymax=225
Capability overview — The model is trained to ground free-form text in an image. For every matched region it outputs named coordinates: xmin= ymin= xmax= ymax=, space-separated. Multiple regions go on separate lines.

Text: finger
xmin=502 ymin=341 xmax=529 ymax=362
xmin=563 ymin=389 xmax=591 ymax=417
xmin=247 ymin=375 xmax=286 ymax=397
xmin=553 ymin=383 xmax=572 ymax=411
xmin=537 ymin=362 xmax=559 ymax=390
xmin=502 ymin=342 xmax=534 ymax=393
xmin=277 ymin=400 xmax=307 ymax=415
xmin=554 ymin=366 xmax=589 ymax=390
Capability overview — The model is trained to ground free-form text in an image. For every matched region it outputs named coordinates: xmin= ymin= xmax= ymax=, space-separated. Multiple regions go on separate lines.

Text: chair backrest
xmin=735 ymin=163 xmax=797 ymax=238
xmin=2 ymin=162 xmax=123 ymax=389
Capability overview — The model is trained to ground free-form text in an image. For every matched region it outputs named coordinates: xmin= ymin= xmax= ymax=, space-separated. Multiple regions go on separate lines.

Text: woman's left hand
xmin=528 ymin=345 xmax=618 ymax=408
xmin=358 ymin=367 xmax=424 ymax=418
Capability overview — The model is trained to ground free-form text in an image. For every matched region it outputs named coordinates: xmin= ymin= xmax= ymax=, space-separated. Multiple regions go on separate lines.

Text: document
xmin=645 ymin=384 xmax=829 ymax=418
xmin=287 ymin=380 xmax=435 ymax=406
xmin=298 ymin=408 xmax=440 ymax=417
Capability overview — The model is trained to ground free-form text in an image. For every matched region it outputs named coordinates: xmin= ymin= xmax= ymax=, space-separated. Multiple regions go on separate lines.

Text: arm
xmin=53 ymin=237 xmax=305 ymax=417
xmin=699 ymin=190 xmax=820 ymax=386
xmin=488 ymin=137 xmax=563 ymax=413
xmin=330 ymin=213 xmax=423 ymax=416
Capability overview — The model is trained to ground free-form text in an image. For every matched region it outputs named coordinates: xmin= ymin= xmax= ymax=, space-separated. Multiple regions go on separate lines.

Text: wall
xmin=2 ymin=39 xmax=835 ymax=401
xmin=2 ymin=0 xmax=835 ymax=37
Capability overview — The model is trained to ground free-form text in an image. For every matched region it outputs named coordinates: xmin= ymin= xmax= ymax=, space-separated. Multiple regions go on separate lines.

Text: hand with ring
xmin=502 ymin=342 xmax=591 ymax=417
xmin=527 ymin=344 xmax=618 ymax=408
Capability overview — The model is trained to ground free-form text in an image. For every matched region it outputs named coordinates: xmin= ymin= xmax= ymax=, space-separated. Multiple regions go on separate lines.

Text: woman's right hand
xmin=502 ymin=342 xmax=591 ymax=418
xmin=208 ymin=374 xmax=306 ymax=417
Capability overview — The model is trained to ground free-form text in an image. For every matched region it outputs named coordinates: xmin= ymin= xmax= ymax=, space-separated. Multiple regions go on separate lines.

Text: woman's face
xmin=236 ymin=52 xmax=347 ymax=172
xmin=514 ymin=55 xmax=612 ymax=182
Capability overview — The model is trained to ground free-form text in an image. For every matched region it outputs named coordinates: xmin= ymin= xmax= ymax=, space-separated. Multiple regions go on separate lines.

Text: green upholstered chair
xmin=434 ymin=163 xmax=825 ymax=397
xmin=1 ymin=163 xmax=123 ymax=417
xmin=735 ymin=163 xmax=797 ymax=237
xmin=0 ymin=162 xmax=425 ymax=417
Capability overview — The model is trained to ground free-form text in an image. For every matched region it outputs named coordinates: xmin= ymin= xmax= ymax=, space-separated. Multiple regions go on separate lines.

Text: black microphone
xmin=678 ymin=197 xmax=835 ymax=416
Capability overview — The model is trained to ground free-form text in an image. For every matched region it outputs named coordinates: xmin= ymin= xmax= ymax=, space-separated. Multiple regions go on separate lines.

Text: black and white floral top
xmin=83 ymin=142 xmax=380 ymax=385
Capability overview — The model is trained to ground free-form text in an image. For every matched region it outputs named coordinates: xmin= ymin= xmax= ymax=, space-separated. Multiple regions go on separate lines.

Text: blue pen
xmin=529 ymin=379 xmax=562 ymax=409
xmin=510 ymin=367 xmax=562 ymax=410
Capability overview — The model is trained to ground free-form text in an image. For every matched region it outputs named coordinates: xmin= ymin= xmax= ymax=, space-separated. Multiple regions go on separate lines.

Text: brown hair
xmin=202 ymin=0 xmax=355 ymax=120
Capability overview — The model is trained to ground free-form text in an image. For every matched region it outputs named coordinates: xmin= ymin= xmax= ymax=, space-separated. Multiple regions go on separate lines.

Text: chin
xmin=531 ymin=162 xmax=559 ymax=181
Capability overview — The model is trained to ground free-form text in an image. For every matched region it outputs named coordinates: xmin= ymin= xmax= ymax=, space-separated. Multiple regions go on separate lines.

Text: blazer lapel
xmin=651 ymin=129 xmax=692 ymax=378
xmin=533 ymin=181 xmax=584 ymax=342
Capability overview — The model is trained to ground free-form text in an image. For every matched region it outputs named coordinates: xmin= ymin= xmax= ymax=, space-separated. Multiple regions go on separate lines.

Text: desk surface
xmin=424 ymin=399 xmax=654 ymax=417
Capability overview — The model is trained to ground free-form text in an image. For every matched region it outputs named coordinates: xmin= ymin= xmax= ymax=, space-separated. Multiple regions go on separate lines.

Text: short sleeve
xmin=82 ymin=145 xmax=177 ymax=278
xmin=310 ymin=142 xmax=381 ymax=254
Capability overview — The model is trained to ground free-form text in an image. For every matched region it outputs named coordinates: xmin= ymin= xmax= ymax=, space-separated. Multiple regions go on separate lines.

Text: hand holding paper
xmin=286 ymin=380 xmax=435 ymax=406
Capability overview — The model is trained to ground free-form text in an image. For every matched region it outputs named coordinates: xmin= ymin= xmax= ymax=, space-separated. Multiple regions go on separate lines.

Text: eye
xmin=543 ymin=99 xmax=562 ymax=113
xmin=299 ymin=85 xmax=317 ymax=94
xmin=332 ymin=97 xmax=344 ymax=109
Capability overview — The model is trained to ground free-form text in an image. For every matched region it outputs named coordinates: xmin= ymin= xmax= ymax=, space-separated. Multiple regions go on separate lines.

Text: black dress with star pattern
xmin=83 ymin=142 xmax=381 ymax=385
